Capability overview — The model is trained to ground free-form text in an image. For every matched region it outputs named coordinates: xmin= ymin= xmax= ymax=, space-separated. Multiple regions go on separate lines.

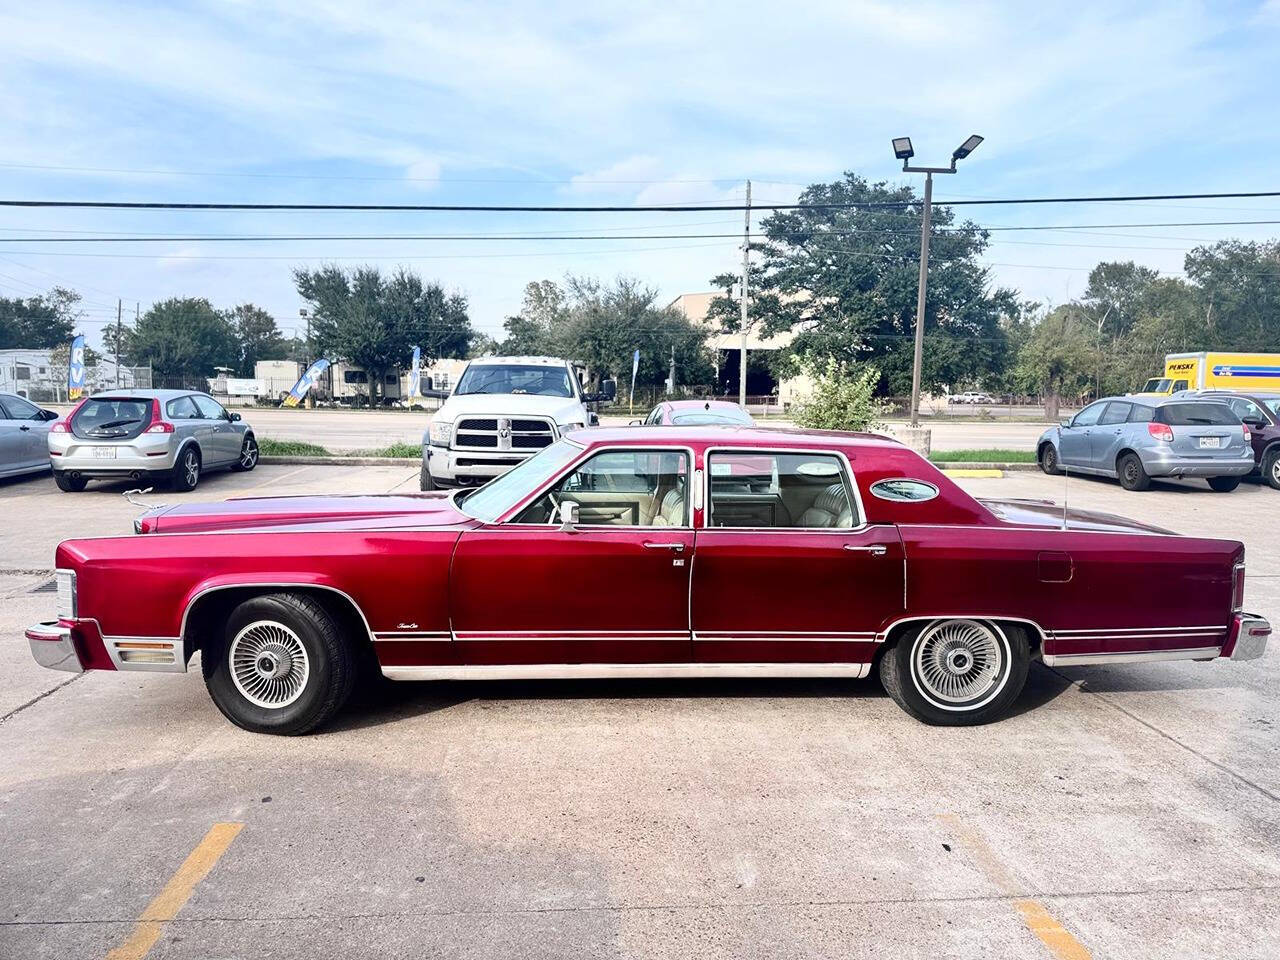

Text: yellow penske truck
xmin=1137 ymin=352 xmax=1280 ymax=395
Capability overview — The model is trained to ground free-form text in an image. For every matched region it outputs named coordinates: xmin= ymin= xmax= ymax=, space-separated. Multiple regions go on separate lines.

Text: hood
xmin=137 ymin=492 xmax=473 ymax=535
xmin=979 ymin=497 xmax=1176 ymax=535
xmin=436 ymin=393 xmax=586 ymax=423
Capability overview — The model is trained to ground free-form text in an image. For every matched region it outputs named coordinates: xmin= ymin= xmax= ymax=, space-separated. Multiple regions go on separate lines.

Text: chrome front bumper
xmin=1229 ymin=614 xmax=1271 ymax=661
xmin=25 ymin=621 xmax=84 ymax=673
xmin=424 ymin=445 xmax=533 ymax=485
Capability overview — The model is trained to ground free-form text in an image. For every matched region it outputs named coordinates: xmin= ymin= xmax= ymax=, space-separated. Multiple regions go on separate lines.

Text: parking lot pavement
xmin=2 ymin=469 xmax=1278 ymax=959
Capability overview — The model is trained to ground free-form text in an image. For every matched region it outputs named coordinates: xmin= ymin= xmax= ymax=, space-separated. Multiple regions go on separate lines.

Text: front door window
xmin=515 ymin=449 xmax=689 ymax=527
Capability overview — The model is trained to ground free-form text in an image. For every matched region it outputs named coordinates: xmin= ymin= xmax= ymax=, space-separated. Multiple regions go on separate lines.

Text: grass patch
xmin=258 ymin=438 xmax=332 ymax=457
xmin=352 ymin=442 xmax=422 ymax=459
xmin=928 ymin=448 xmax=1036 ymax=463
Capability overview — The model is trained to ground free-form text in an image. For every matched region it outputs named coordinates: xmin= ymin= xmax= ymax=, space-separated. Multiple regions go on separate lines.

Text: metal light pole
xmin=892 ymin=135 xmax=984 ymax=429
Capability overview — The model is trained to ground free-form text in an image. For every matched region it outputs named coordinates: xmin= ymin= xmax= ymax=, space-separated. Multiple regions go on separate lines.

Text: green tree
xmin=707 ymin=173 xmax=1017 ymax=395
xmin=1012 ymin=306 xmax=1095 ymax=420
xmin=293 ymin=265 xmax=474 ymax=402
xmin=227 ymin=303 xmax=285 ymax=375
xmin=0 ymin=286 xmax=81 ymax=349
xmin=1183 ymin=240 xmax=1280 ymax=349
xmin=127 ymin=298 xmax=236 ymax=379
xmin=498 ymin=280 xmax=564 ymax=355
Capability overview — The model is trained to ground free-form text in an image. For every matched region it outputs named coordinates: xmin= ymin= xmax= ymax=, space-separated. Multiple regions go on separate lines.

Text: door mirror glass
xmin=230 ymin=411 xmax=242 ymax=422
xmin=557 ymin=500 xmax=580 ymax=530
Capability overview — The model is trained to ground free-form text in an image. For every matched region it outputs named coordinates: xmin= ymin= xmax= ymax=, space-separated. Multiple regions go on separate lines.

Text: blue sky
xmin=2 ymin=0 xmax=1280 ymax=348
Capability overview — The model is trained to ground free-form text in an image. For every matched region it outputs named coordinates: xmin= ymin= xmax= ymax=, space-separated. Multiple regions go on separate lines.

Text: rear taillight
xmin=1243 ymin=424 xmax=1252 ymax=442
xmin=144 ymin=399 xmax=174 ymax=434
xmin=1147 ymin=422 xmax=1174 ymax=442
xmin=50 ymin=421 xmax=70 ymax=434
xmin=1233 ymin=562 xmax=1246 ymax=612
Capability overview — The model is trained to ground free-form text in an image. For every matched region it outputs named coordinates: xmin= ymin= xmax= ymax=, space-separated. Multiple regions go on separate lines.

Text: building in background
xmin=0 ymin=348 xmax=146 ymax=401
xmin=667 ymin=293 xmax=811 ymax=409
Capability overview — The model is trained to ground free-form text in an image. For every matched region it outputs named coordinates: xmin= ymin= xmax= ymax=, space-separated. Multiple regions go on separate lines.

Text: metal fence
xmin=17 ymin=364 xmax=152 ymax=403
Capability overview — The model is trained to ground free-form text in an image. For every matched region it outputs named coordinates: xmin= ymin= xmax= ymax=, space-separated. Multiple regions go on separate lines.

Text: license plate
xmin=1198 ymin=437 xmax=1221 ymax=449
xmin=91 ymin=447 xmax=118 ymax=459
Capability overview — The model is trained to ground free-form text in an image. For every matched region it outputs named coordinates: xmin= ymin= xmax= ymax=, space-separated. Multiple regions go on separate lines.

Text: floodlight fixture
xmin=892 ymin=137 xmax=915 ymax=161
xmin=952 ymin=134 xmax=984 ymax=161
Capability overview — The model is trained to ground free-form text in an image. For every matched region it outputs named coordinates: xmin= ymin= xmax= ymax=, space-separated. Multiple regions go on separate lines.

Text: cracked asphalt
xmin=1 ymin=463 xmax=1277 ymax=959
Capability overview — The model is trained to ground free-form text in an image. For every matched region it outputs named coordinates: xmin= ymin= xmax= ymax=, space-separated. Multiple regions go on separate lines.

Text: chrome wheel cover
xmin=229 ymin=620 xmax=310 ymax=709
xmin=183 ymin=451 xmax=200 ymax=486
xmin=1272 ymin=457 xmax=1280 ymax=484
xmin=240 ymin=438 xmax=258 ymax=468
xmin=912 ymin=619 xmax=1009 ymax=711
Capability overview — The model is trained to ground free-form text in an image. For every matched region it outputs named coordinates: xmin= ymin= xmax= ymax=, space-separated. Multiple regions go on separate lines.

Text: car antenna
xmin=1062 ymin=461 xmax=1069 ymax=530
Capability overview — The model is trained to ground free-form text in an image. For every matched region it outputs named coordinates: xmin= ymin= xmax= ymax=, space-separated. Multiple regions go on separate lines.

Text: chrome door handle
xmin=643 ymin=542 xmax=686 ymax=552
xmin=844 ymin=544 xmax=887 ymax=556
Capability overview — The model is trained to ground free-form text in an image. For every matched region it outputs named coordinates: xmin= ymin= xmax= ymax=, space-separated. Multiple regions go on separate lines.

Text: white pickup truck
xmin=420 ymin=356 xmax=616 ymax=490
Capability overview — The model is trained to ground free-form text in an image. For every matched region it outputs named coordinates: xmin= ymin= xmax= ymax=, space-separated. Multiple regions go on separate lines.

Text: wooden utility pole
xmin=115 ymin=299 xmax=122 ymax=388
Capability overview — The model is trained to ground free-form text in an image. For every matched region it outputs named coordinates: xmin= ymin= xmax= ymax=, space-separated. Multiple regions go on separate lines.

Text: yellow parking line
xmin=941 ymin=468 xmax=1004 ymax=478
xmin=1015 ymin=899 xmax=1094 ymax=960
xmin=105 ymin=822 xmax=243 ymax=960
xmin=243 ymin=465 xmax=307 ymax=491
xmin=938 ymin=814 xmax=1091 ymax=960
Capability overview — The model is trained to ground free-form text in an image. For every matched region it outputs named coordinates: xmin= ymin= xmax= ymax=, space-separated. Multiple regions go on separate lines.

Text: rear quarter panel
xmin=898 ymin=524 xmax=1242 ymax=655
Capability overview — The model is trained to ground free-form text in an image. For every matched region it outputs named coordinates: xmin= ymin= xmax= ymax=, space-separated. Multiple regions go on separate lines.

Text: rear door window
xmin=1100 ymin=402 xmax=1131 ymax=425
xmin=166 ymin=396 xmax=199 ymax=419
xmin=708 ymin=451 xmax=858 ymax=529
xmin=1157 ymin=403 xmax=1238 ymax=426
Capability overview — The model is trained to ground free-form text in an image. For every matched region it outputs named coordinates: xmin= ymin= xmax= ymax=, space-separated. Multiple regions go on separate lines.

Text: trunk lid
xmin=71 ymin=396 xmax=155 ymax=442
xmin=980 ymin=498 xmax=1176 ymax=535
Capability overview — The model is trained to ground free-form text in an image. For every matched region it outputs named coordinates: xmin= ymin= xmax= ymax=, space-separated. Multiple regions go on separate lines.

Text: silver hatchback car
xmin=1037 ymin=396 xmax=1254 ymax=491
xmin=49 ymin=389 xmax=259 ymax=493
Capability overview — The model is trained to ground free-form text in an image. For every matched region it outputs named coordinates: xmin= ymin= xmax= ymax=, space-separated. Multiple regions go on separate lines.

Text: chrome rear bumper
xmin=25 ymin=621 xmax=84 ymax=673
xmin=1229 ymin=614 xmax=1271 ymax=661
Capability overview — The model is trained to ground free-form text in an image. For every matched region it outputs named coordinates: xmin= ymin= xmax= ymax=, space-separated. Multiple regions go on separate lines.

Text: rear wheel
xmin=171 ymin=446 xmax=201 ymax=492
xmin=1117 ymin=452 xmax=1151 ymax=491
xmin=1208 ymin=475 xmax=1241 ymax=492
xmin=202 ymin=593 xmax=356 ymax=735
xmin=53 ymin=472 xmax=87 ymax=492
xmin=879 ymin=619 xmax=1029 ymax=726
xmin=230 ymin=435 xmax=259 ymax=472
xmin=1038 ymin=443 xmax=1062 ymax=476
xmin=1264 ymin=448 xmax=1280 ymax=491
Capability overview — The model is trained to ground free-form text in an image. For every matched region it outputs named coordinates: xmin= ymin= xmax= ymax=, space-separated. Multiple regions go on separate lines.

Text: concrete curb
xmin=259 ymin=455 xmax=418 ymax=467
xmin=931 ymin=461 xmax=1039 ymax=472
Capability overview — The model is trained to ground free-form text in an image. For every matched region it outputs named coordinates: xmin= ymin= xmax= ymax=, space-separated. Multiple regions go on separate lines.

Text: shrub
xmin=791 ymin=358 xmax=889 ymax=433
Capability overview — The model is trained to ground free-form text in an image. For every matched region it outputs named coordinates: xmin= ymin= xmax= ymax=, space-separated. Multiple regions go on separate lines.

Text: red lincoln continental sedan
xmin=26 ymin=427 xmax=1270 ymax=734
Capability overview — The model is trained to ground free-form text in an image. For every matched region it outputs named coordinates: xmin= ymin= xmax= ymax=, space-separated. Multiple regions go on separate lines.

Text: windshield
xmin=455 ymin=364 xmax=575 ymax=398
xmin=1143 ymin=378 xmax=1171 ymax=392
xmin=457 ymin=440 xmax=582 ymax=523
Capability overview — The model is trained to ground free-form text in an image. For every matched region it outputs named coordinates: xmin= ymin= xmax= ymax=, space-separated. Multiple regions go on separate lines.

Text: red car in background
xmin=636 ymin=399 xmax=754 ymax=426
xmin=26 ymin=426 xmax=1269 ymax=735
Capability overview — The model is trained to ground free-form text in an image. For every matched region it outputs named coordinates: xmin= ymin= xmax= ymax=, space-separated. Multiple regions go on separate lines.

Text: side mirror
xmin=1060 ymin=417 xmax=1072 ymax=428
xmin=1242 ymin=416 xmax=1266 ymax=429
xmin=557 ymin=500 xmax=580 ymax=531
xmin=593 ymin=379 xmax=617 ymax=403
xmin=40 ymin=408 xmax=59 ymax=421
xmin=229 ymin=412 xmax=242 ymax=422
xmin=629 ymin=419 xmax=643 ymax=426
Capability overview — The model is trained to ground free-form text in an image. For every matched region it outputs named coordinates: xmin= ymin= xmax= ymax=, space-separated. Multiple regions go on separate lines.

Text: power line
xmin=5 ymin=190 xmax=1280 ymax=212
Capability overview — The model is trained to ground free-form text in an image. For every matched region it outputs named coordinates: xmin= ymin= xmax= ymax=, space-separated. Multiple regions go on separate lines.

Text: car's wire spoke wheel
xmin=240 ymin=438 xmax=258 ymax=468
xmin=911 ymin=619 xmax=1008 ymax=710
xmin=229 ymin=620 xmax=311 ymax=709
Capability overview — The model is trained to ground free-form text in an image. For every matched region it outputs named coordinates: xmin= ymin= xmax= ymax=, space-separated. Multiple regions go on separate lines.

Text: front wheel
xmin=879 ymin=619 xmax=1029 ymax=726
xmin=1038 ymin=443 xmax=1062 ymax=476
xmin=202 ymin=593 xmax=356 ymax=735
xmin=1263 ymin=448 xmax=1280 ymax=490
xmin=1207 ymin=475 xmax=1241 ymax=492
xmin=1117 ymin=452 xmax=1151 ymax=491
xmin=419 ymin=460 xmax=437 ymax=491
xmin=231 ymin=435 xmax=259 ymax=472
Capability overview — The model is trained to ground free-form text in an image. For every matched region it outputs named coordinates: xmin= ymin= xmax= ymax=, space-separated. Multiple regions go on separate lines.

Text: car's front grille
xmin=453 ymin=416 xmax=556 ymax=452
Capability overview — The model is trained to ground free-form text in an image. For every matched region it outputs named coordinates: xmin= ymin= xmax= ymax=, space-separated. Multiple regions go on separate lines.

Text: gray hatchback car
xmin=48 ymin=389 xmax=258 ymax=492
xmin=1037 ymin=396 xmax=1254 ymax=491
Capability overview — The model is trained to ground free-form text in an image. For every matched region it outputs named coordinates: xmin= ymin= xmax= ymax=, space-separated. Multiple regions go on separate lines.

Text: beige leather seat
xmin=797 ymin=483 xmax=853 ymax=528
xmin=651 ymin=487 xmax=686 ymax=526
